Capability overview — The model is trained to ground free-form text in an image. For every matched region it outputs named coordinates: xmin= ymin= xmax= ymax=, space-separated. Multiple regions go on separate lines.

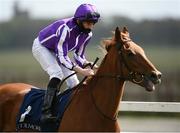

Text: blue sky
xmin=0 ymin=0 xmax=180 ymax=22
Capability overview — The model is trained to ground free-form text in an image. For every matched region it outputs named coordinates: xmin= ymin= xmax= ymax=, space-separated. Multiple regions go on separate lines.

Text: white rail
xmin=119 ymin=101 xmax=180 ymax=113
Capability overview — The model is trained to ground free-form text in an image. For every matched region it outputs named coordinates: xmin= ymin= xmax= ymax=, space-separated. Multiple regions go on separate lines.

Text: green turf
xmin=0 ymin=46 xmax=179 ymax=73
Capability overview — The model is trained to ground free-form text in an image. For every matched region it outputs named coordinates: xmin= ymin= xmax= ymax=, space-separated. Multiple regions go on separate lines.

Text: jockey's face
xmin=82 ymin=21 xmax=95 ymax=30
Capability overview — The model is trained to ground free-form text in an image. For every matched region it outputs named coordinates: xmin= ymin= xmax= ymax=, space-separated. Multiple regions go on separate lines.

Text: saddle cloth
xmin=16 ymin=88 xmax=74 ymax=131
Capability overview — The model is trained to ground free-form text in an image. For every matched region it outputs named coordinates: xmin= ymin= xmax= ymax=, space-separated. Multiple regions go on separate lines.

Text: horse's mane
xmin=87 ymin=27 xmax=131 ymax=84
xmin=83 ymin=36 xmax=116 ymax=85
xmin=99 ymin=35 xmax=116 ymax=55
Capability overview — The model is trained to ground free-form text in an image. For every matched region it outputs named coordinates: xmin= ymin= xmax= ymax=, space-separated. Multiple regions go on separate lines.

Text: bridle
xmin=116 ymin=40 xmax=144 ymax=83
xmin=94 ymin=39 xmax=144 ymax=84
xmin=58 ymin=39 xmax=145 ymax=122
xmin=90 ymin=39 xmax=145 ymax=121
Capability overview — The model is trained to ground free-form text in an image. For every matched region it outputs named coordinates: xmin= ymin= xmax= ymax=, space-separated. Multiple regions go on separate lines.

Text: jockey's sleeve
xmin=56 ymin=25 xmax=75 ymax=70
xmin=74 ymin=33 xmax=92 ymax=67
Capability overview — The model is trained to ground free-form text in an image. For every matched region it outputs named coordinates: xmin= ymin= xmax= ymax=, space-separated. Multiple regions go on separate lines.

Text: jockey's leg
xmin=32 ymin=38 xmax=64 ymax=122
xmin=41 ymin=77 xmax=61 ymax=122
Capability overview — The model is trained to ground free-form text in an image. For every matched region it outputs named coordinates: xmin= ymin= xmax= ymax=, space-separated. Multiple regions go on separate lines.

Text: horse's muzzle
xmin=144 ymin=70 xmax=162 ymax=92
xmin=149 ymin=71 xmax=162 ymax=84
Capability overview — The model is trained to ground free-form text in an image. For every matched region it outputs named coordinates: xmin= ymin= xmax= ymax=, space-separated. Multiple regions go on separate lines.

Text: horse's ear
xmin=115 ymin=27 xmax=121 ymax=41
xmin=121 ymin=27 xmax=130 ymax=42
xmin=122 ymin=27 xmax=128 ymax=33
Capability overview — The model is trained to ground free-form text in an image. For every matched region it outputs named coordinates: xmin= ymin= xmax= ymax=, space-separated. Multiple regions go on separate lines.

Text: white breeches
xmin=32 ymin=38 xmax=79 ymax=88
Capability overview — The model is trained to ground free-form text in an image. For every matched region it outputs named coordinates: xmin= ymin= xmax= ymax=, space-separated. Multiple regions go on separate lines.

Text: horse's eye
xmin=127 ymin=52 xmax=135 ymax=57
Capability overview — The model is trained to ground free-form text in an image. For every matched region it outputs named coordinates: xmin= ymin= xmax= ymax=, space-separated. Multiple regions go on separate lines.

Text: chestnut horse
xmin=0 ymin=27 xmax=161 ymax=132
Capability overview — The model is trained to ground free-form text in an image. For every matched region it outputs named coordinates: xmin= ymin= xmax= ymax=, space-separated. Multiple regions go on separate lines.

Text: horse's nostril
xmin=158 ymin=73 xmax=162 ymax=79
xmin=150 ymin=71 xmax=162 ymax=80
xmin=149 ymin=71 xmax=162 ymax=84
xmin=151 ymin=73 xmax=157 ymax=79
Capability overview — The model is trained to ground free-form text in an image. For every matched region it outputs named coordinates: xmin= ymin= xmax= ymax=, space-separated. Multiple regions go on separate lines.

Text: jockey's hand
xmin=82 ymin=68 xmax=95 ymax=76
xmin=92 ymin=64 xmax=99 ymax=69
xmin=73 ymin=66 xmax=94 ymax=76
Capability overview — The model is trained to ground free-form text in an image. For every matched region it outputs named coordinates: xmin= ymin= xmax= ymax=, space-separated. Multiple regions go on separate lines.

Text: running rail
xmin=119 ymin=101 xmax=180 ymax=113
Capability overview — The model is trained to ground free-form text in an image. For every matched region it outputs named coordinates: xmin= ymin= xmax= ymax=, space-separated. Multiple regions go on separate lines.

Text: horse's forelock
xmin=120 ymin=31 xmax=130 ymax=43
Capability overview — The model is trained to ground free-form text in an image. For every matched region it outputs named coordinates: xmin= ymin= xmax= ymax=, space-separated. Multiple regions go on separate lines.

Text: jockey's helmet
xmin=74 ymin=4 xmax=100 ymax=23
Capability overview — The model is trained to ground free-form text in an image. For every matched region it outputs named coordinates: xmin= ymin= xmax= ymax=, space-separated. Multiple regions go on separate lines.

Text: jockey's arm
xmin=57 ymin=50 xmax=94 ymax=76
xmin=56 ymin=26 xmax=95 ymax=76
xmin=73 ymin=33 xmax=98 ymax=70
xmin=56 ymin=25 xmax=75 ymax=70
xmin=56 ymin=33 xmax=94 ymax=76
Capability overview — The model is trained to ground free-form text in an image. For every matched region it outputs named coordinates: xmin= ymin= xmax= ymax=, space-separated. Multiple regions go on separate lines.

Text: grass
xmin=0 ymin=45 xmax=179 ymax=73
xmin=143 ymin=46 xmax=180 ymax=72
xmin=88 ymin=45 xmax=180 ymax=72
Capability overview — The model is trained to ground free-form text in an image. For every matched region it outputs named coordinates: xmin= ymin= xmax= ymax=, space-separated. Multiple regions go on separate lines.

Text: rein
xmin=89 ymin=74 xmax=121 ymax=121
xmin=89 ymin=39 xmax=144 ymax=121
xmin=58 ymin=39 xmax=144 ymax=122
xmin=58 ymin=58 xmax=99 ymax=91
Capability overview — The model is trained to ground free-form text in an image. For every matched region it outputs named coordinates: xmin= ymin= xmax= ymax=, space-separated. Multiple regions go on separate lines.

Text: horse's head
xmin=103 ymin=27 xmax=162 ymax=91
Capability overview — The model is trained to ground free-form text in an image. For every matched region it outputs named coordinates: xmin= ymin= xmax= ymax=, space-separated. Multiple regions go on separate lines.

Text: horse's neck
xmin=90 ymin=53 xmax=125 ymax=119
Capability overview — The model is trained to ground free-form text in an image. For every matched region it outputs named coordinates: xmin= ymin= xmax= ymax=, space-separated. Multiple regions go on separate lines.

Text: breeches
xmin=32 ymin=38 xmax=79 ymax=88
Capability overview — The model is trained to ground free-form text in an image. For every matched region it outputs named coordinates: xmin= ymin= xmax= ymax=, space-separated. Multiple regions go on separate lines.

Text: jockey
xmin=32 ymin=3 xmax=100 ymax=122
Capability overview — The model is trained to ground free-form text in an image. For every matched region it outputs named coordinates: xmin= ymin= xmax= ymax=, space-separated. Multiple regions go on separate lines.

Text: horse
xmin=0 ymin=27 xmax=161 ymax=132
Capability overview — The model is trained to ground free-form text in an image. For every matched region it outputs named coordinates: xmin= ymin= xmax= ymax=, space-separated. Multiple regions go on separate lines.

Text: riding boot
xmin=41 ymin=77 xmax=61 ymax=122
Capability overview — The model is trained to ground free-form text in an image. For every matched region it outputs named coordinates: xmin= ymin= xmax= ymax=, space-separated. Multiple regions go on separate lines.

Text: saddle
xmin=16 ymin=88 xmax=74 ymax=132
